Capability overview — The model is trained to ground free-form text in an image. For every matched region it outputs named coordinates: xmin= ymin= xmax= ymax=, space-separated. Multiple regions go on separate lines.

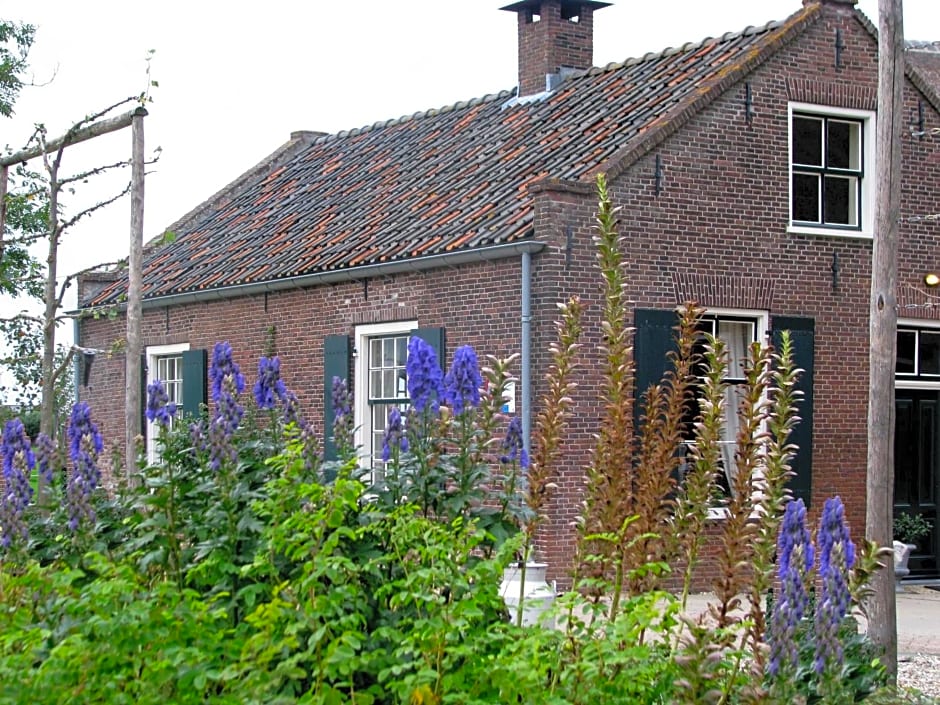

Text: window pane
xmin=897 ymin=331 xmax=917 ymax=374
xmin=383 ymin=338 xmax=395 ymax=367
xmin=383 ymin=369 xmax=395 ymax=397
xmin=396 ymin=336 xmax=408 ymax=366
xmin=827 ymin=120 xmax=861 ymax=170
xmin=920 ymin=332 xmax=940 ymax=375
xmin=370 ymin=370 xmax=382 ymax=398
xmin=824 ymin=175 xmax=857 ymax=225
xmin=370 ymin=339 xmax=382 ymax=368
xmin=792 ymin=173 xmax=820 ymax=222
xmin=717 ymin=320 xmax=754 ymax=380
xmin=793 ymin=116 xmax=823 ymax=166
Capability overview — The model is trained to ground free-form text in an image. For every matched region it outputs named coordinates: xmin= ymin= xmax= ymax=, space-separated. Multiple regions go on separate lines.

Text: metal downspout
xmin=73 ymin=317 xmax=82 ymax=402
xmin=521 ymin=251 xmax=532 ymax=456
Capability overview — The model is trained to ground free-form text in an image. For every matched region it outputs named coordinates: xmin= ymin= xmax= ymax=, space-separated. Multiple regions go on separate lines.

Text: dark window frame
xmin=791 ymin=113 xmax=864 ymax=230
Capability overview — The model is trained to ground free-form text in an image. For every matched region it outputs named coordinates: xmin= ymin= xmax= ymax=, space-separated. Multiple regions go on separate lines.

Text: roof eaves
xmin=858 ymin=11 xmax=940 ymax=120
xmin=590 ymin=5 xmax=822 ymax=184
xmin=127 ymin=239 xmax=545 ymax=311
xmin=905 ymin=59 xmax=940 ymax=119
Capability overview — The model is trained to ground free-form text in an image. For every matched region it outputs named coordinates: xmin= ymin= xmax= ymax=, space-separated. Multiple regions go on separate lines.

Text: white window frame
xmin=146 ymin=342 xmax=189 ymax=464
xmin=353 ymin=320 xmax=417 ymax=482
xmin=689 ymin=308 xmax=770 ymax=519
xmin=897 ymin=319 xmax=940 ymax=390
xmin=787 ymin=102 xmax=876 ymax=240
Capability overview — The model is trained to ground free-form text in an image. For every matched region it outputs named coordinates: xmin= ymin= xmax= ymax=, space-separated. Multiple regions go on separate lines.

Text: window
xmin=897 ymin=326 xmax=940 ymax=379
xmin=682 ymin=313 xmax=766 ymax=501
xmin=635 ymin=308 xmax=814 ymax=508
xmin=353 ymin=321 xmax=417 ymax=483
xmin=146 ymin=343 xmax=189 ymax=464
xmin=789 ymin=104 xmax=874 ymax=237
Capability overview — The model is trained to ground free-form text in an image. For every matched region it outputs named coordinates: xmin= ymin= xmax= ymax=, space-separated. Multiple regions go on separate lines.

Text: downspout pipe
xmin=73 ymin=317 xmax=82 ymax=402
xmin=521 ymin=250 xmax=532 ymax=456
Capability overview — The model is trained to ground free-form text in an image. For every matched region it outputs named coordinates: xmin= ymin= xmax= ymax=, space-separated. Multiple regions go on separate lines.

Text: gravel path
xmin=897 ymin=653 xmax=940 ymax=699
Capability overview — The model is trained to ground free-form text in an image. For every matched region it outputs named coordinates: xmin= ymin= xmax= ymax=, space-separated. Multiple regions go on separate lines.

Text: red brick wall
xmin=79 ymin=257 xmax=524 ymax=470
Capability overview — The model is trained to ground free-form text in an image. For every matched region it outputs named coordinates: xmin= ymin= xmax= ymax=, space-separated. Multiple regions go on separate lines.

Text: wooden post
xmin=0 ymin=109 xmax=140 ymax=168
xmin=866 ymin=0 xmax=903 ymax=677
xmin=125 ymin=109 xmax=146 ymax=481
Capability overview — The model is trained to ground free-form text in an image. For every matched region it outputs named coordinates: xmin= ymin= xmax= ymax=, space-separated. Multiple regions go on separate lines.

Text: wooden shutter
xmin=633 ymin=308 xmax=678 ymax=429
xmin=772 ymin=316 xmax=815 ymax=507
xmin=181 ymin=349 xmax=208 ymax=418
xmin=411 ymin=327 xmax=446 ymax=369
xmin=323 ymin=334 xmax=351 ymax=463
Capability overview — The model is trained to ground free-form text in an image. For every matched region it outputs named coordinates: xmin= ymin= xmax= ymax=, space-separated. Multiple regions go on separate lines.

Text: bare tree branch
xmin=58 ymin=158 xmax=132 ymax=186
xmin=60 ymin=182 xmax=131 ymax=230
xmin=50 ymin=346 xmax=76 ymax=386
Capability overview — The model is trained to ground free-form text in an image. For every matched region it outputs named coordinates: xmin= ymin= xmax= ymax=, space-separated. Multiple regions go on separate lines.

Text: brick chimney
xmin=501 ymin=0 xmax=611 ymax=97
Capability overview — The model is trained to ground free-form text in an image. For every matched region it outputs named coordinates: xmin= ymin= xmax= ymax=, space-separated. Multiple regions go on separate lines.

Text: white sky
xmin=0 ymin=0 xmax=935 ymax=321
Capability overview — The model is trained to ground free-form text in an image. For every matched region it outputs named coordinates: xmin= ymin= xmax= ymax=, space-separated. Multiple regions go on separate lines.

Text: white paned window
xmin=788 ymin=103 xmax=875 ymax=238
xmin=354 ymin=321 xmax=416 ymax=484
xmin=146 ymin=343 xmax=189 ymax=464
xmin=680 ymin=311 xmax=768 ymax=506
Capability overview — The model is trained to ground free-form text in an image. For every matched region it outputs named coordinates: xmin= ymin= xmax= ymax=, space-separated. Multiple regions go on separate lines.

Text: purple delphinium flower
xmin=442 ymin=345 xmax=482 ymax=415
xmin=814 ymin=496 xmax=856 ymax=675
xmin=767 ymin=499 xmax=814 ymax=677
xmin=66 ymin=402 xmax=104 ymax=531
xmin=500 ymin=416 xmax=529 ymax=468
xmin=331 ymin=376 xmax=354 ymax=452
xmin=190 ymin=420 xmax=207 ymax=453
xmin=145 ymin=379 xmax=178 ymax=428
xmin=209 ymin=341 xmax=246 ymax=404
xmin=207 ymin=342 xmax=246 ymax=471
xmin=381 ymin=407 xmax=409 ymax=462
xmin=406 ymin=336 xmax=443 ymax=413
xmin=280 ymin=390 xmax=304 ymax=427
xmin=253 ymin=356 xmax=287 ymax=410
xmin=0 ymin=419 xmax=35 ymax=547
xmin=34 ymin=432 xmax=55 ymax=486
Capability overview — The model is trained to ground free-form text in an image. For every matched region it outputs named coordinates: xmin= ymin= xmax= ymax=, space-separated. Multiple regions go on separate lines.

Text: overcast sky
xmin=1 ymin=0 xmax=936 ymax=312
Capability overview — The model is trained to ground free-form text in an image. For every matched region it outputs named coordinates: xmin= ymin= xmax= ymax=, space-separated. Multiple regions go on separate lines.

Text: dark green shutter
xmin=411 ymin=327 xmax=446 ymax=369
xmin=634 ymin=308 xmax=679 ymax=429
xmin=181 ymin=349 xmax=208 ymax=418
xmin=772 ymin=316 xmax=815 ymax=508
xmin=323 ymin=334 xmax=351 ymax=463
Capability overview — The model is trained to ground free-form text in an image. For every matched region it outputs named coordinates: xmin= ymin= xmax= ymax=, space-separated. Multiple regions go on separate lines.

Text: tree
xmin=0 ymin=20 xmax=34 ymax=118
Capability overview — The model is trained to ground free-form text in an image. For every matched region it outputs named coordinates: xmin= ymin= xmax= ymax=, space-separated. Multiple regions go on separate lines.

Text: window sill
xmin=706 ymin=506 xmax=730 ymax=520
xmin=787 ymin=224 xmax=872 ymax=240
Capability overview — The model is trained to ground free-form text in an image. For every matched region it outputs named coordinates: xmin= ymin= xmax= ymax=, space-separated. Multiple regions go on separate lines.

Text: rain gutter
xmin=83 ymin=241 xmax=545 ymax=312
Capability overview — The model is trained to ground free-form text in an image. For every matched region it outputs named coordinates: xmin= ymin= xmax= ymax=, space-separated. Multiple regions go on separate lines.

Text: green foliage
xmin=894 ymin=512 xmax=932 ymax=546
xmin=0 ymin=19 xmax=33 ymax=118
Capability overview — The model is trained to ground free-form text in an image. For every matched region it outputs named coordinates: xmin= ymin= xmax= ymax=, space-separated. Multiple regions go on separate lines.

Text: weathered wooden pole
xmin=0 ymin=109 xmax=139 ymax=168
xmin=125 ymin=108 xmax=146 ymax=482
xmin=866 ymin=0 xmax=903 ymax=677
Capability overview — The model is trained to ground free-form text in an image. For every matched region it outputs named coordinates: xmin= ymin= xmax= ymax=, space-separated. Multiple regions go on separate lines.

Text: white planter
xmin=893 ymin=540 xmax=915 ymax=590
xmin=500 ymin=562 xmax=555 ymax=628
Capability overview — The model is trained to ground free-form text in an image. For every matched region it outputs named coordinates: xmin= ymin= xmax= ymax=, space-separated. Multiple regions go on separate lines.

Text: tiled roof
xmin=907 ymin=42 xmax=940 ymax=97
xmin=85 ymin=6 xmax=819 ymax=307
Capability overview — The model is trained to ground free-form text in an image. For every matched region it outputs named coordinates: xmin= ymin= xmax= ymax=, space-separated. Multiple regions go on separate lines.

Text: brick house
xmin=78 ymin=0 xmax=940 ymax=580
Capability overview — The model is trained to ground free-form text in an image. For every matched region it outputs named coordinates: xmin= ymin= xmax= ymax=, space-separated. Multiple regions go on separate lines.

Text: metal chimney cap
xmin=499 ymin=1 xmax=612 ymax=14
